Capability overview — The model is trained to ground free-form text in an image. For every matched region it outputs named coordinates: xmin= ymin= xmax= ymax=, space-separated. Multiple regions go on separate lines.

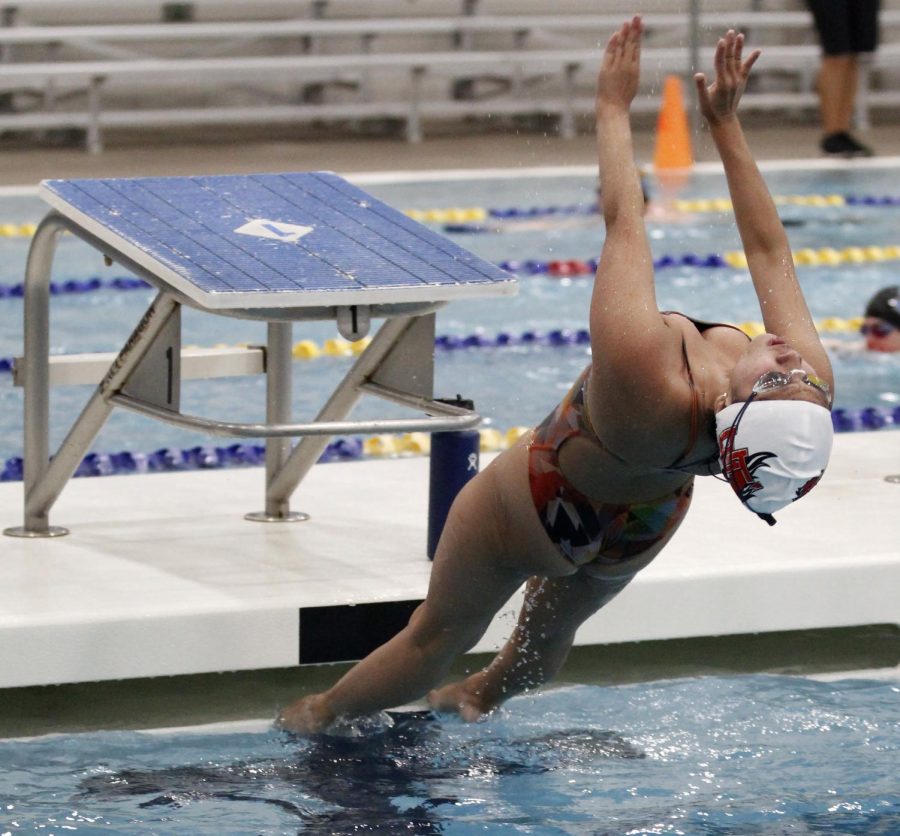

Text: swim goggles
xmin=751 ymin=369 xmax=831 ymax=403
xmin=860 ymin=321 xmax=897 ymax=339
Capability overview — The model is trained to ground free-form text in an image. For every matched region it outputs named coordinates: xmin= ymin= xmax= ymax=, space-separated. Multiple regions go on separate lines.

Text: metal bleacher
xmin=1 ymin=0 xmax=899 ymax=152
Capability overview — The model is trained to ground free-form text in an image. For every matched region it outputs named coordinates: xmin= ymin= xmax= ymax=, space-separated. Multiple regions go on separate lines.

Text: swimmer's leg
xmin=426 ymin=572 xmax=623 ymax=720
xmin=276 ymin=472 xmax=536 ymax=734
xmin=428 ymin=544 xmax=667 ymax=721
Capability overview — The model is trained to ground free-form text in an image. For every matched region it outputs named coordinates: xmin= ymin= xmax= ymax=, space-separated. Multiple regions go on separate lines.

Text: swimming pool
xmin=1 ymin=163 xmax=899 ymax=472
xmin=2 ymin=674 xmax=898 ymax=834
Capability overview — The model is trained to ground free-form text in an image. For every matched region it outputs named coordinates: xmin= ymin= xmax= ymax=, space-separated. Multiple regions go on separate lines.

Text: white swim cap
xmin=715 ymin=399 xmax=834 ymax=524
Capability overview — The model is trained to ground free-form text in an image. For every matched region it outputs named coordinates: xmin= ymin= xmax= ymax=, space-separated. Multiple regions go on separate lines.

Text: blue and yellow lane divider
xmin=1 ymin=404 xmax=895 ymax=483
xmin=1 ymin=242 xmax=898 ymax=302
xmin=678 ymin=195 xmax=846 ymax=212
xmin=0 ymin=223 xmax=39 ymax=238
xmin=497 ymin=246 xmax=900 ymax=274
xmin=0 ymin=276 xmax=149 ymax=298
xmin=2 ymin=192 xmax=899 ymax=237
xmin=402 ymin=192 xmax=900 ymax=223
xmin=0 ymin=318 xmax=871 ymax=375
xmin=402 ymin=193 xmax=900 ymax=223
xmin=677 ymin=194 xmax=900 ymax=213
xmin=0 ymin=427 xmax=532 ymax=482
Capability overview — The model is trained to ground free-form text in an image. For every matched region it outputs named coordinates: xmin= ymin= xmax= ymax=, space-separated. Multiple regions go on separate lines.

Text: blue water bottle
xmin=427 ymin=397 xmax=479 ymax=560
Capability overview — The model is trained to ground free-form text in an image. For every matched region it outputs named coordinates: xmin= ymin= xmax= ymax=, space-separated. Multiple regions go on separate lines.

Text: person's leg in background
xmin=807 ymin=0 xmax=879 ymax=157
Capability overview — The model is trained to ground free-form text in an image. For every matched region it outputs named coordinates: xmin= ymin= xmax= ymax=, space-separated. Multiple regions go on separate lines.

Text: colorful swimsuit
xmin=527 ymin=314 xmax=748 ymax=566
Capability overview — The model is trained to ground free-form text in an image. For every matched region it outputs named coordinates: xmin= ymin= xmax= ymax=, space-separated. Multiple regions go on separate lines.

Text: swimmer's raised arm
xmin=590 ymin=18 xmax=681 ymax=387
xmin=594 ymin=17 xmax=646 ymax=237
xmin=586 ymin=16 xmax=690 ymax=464
xmin=696 ymin=30 xmax=834 ymax=391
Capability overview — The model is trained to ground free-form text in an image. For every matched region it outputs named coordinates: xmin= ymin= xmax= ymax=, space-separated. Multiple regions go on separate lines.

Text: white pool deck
xmin=1 ymin=430 xmax=898 ymax=690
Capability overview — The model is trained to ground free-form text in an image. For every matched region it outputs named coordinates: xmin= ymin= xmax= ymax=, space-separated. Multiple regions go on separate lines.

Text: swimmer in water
xmin=277 ymin=18 xmax=834 ymax=734
xmin=861 ymin=285 xmax=900 ymax=352
xmin=821 ymin=285 xmax=900 ymax=355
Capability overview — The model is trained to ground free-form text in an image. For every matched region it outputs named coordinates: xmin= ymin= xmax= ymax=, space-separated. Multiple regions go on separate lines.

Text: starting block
xmin=5 ymin=171 xmax=516 ymax=537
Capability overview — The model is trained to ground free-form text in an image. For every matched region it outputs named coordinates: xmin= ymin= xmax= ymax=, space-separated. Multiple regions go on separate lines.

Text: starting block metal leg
xmin=4 ymin=216 xmax=69 ymax=538
xmin=264 ymin=313 xmax=426 ymax=510
xmin=4 ymin=209 xmax=181 ymax=540
xmin=245 ymin=322 xmax=309 ymax=523
xmin=13 ymin=293 xmax=179 ymax=538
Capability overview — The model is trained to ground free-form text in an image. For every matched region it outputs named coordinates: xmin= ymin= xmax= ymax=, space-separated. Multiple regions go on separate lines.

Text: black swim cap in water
xmin=864 ymin=286 xmax=900 ymax=329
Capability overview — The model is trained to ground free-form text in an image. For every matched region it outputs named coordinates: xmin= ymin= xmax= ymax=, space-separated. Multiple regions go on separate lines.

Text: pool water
xmin=1 ymin=165 xmax=899 ymax=464
xmin=2 ymin=674 xmax=897 ymax=835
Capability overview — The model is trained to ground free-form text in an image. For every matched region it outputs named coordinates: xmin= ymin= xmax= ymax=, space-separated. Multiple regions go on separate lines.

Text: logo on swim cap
xmin=717 ymin=425 xmax=776 ymax=506
xmin=795 ymin=473 xmax=823 ymax=500
xmin=715 ymin=399 xmax=833 ymax=524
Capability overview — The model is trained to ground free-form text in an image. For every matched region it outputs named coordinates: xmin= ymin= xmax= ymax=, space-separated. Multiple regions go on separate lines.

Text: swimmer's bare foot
xmin=276 ymin=693 xmax=335 ymax=734
xmin=427 ymin=676 xmax=495 ymax=722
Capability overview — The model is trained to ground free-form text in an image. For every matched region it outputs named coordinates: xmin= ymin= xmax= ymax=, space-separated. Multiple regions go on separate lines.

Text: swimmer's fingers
xmin=602 ymin=17 xmax=640 ymax=67
xmin=600 ymin=26 xmax=624 ymax=73
xmin=723 ymin=30 xmax=746 ymax=85
xmin=623 ymin=15 xmax=643 ymax=65
xmin=693 ymin=72 xmax=710 ymax=104
xmin=726 ymin=31 xmax=760 ymax=83
xmin=700 ymin=29 xmax=758 ymax=124
xmin=732 ymin=31 xmax=761 ymax=76
xmin=714 ymin=30 xmax=749 ymax=83
xmin=693 ymin=71 xmax=707 ymax=91
xmin=741 ymin=48 xmax=762 ymax=79
xmin=600 ymin=24 xmax=627 ymax=76
xmin=713 ymin=34 xmax=729 ymax=82
xmin=597 ymin=16 xmax=642 ymax=109
xmin=693 ymin=71 xmax=717 ymax=124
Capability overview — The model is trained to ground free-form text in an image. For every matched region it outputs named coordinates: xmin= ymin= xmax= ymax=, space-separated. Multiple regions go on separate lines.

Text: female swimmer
xmin=277 ymin=17 xmax=834 ymax=733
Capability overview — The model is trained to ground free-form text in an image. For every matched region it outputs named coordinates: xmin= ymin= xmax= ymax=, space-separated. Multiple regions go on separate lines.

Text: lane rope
xmin=0 ymin=318 xmax=874 ymax=374
xmin=1 ymin=192 xmax=899 ymax=238
xmin=1 ymin=406 xmax=895 ymax=483
xmin=1 ymin=405 xmax=894 ymax=482
xmin=2 ymin=240 xmax=898 ymax=303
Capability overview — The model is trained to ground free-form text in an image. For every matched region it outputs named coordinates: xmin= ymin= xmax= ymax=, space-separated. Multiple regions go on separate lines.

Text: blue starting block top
xmin=39 ymin=172 xmax=517 ymax=312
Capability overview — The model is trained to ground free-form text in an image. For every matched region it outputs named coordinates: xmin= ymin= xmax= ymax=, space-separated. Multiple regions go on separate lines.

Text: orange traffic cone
xmin=653 ymin=75 xmax=693 ymax=175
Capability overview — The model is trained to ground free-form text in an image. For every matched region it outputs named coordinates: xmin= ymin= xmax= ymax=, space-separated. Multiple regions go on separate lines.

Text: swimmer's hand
xmin=694 ymin=29 xmax=760 ymax=127
xmin=276 ymin=693 xmax=336 ymax=735
xmin=596 ymin=15 xmax=643 ymax=112
xmin=427 ymin=679 xmax=494 ymax=722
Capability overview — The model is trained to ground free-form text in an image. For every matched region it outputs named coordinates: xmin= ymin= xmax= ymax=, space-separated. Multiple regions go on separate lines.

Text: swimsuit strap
xmin=582 ymin=354 xmax=698 ymax=471
xmin=661 ymin=310 xmax=749 ymax=338
xmin=530 ymin=366 xmax=632 ymax=465
xmin=662 ymin=310 xmax=752 ymax=472
xmin=566 ymin=341 xmax=702 ymax=470
xmin=666 ymin=338 xmax=702 ymax=469
xmin=536 ymin=313 xmax=747 ymax=472
xmin=578 ymin=374 xmax=630 ymax=465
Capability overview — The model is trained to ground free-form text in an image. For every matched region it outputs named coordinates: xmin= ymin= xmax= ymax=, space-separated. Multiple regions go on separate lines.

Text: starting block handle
xmin=108 ymin=391 xmax=480 ymax=438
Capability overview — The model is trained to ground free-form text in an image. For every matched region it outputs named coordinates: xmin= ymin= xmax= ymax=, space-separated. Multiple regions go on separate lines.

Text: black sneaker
xmin=821 ymin=131 xmax=874 ymax=158
xmin=840 ymin=132 xmax=875 ymax=157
